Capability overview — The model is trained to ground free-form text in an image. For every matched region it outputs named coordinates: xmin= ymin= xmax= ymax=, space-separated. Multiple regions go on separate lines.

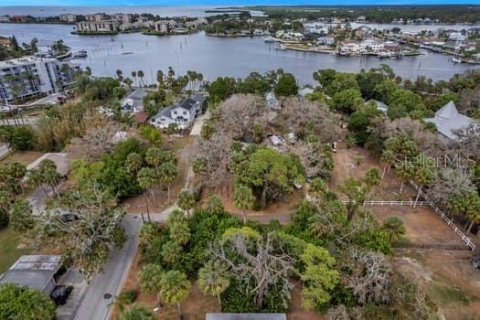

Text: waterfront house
xmin=121 ymin=88 xmax=148 ymax=114
xmin=150 ymin=95 xmax=206 ymax=130
xmin=424 ymin=101 xmax=474 ymax=140
xmin=317 ymin=36 xmax=335 ymax=46
xmin=154 ymin=20 xmax=177 ymax=33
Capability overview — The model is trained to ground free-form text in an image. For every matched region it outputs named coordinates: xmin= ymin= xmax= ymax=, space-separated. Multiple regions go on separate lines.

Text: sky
xmin=1 ymin=0 xmax=480 ymax=6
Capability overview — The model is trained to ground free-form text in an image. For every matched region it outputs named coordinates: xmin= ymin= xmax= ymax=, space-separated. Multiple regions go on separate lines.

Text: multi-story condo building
xmin=76 ymin=21 xmax=118 ymax=33
xmin=85 ymin=13 xmax=106 ymax=22
xmin=58 ymin=14 xmax=77 ymax=23
xmin=0 ymin=56 xmax=79 ymax=102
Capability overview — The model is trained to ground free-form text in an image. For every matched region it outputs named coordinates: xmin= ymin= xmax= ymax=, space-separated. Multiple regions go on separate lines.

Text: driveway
xmin=74 ymin=215 xmax=141 ymax=320
xmin=190 ymin=111 xmax=210 ymax=136
xmin=0 ymin=144 xmax=10 ymax=159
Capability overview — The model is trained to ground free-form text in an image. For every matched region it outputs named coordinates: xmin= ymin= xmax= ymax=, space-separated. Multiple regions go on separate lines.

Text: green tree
xmin=198 ymin=260 xmax=230 ymax=305
xmin=365 ymin=168 xmax=382 ymax=192
xmin=206 ymin=195 xmax=224 ymax=215
xmin=0 ymin=283 xmax=55 ymax=320
xmin=332 ymin=88 xmax=364 ymax=114
xmin=274 ymin=73 xmax=298 ymax=97
xmin=177 ymin=190 xmax=195 ymax=217
xmin=208 ymin=77 xmax=236 ymax=103
xmin=233 ymin=184 xmax=255 ymax=225
xmin=339 ymin=178 xmax=366 ymax=221
xmin=383 ymin=216 xmax=406 ymax=242
xmin=119 ymin=304 xmax=155 ymax=320
xmin=158 ymin=270 xmax=191 ymax=316
xmin=9 ymin=199 xmax=33 ymax=232
xmin=137 ymin=167 xmax=156 ymax=222
xmin=300 ymin=244 xmax=339 ymax=310
xmin=38 ymin=159 xmax=61 ymax=195
xmin=158 ymin=162 xmax=177 ymax=203
xmin=139 ymin=264 xmax=163 ymax=295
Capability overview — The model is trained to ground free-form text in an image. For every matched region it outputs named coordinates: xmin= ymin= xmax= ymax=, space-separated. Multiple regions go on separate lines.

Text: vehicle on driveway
xmin=50 ymin=285 xmax=73 ymax=305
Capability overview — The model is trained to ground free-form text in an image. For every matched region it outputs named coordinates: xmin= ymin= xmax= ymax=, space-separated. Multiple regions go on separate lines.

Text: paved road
xmin=74 ymin=215 xmax=141 ymax=320
xmin=1 ymin=116 xmax=39 ymax=126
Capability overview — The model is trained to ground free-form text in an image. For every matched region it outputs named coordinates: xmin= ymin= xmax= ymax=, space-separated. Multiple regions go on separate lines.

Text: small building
xmin=150 ymin=95 xmax=206 ymax=130
xmin=206 ymin=314 xmax=287 ymax=320
xmin=0 ymin=255 xmax=63 ymax=294
xmin=424 ymin=101 xmax=474 ymax=140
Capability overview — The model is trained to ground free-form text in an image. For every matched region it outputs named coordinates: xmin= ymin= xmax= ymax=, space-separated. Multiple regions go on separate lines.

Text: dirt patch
xmin=394 ymin=250 xmax=480 ymax=320
xmin=289 ymin=282 xmax=325 ymax=320
xmin=0 ymin=151 xmax=44 ymax=166
xmin=372 ymin=206 xmax=463 ymax=247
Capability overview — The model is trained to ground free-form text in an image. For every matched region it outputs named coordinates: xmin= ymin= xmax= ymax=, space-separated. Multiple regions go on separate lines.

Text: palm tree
xmin=177 ymin=190 xmax=195 ymax=217
xmin=125 ymin=153 xmax=143 ymax=175
xmin=233 ymin=184 xmax=255 ymax=224
xmin=138 ymin=264 xmax=164 ymax=306
xmin=156 ymin=70 xmax=164 ymax=88
xmin=412 ymin=159 xmax=435 ymax=207
xmin=158 ymin=270 xmax=191 ymax=316
xmin=131 ymin=71 xmax=137 ymax=87
xmin=364 ymin=168 xmax=382 ymax=198
xmin=158 ymin=162 xmax=177 ymax=203
xmin=119 ymin=304 xmax=155 ymax=320
xmin=198 ymin=260 xmax=230 ymax=305
xmin=137 ymin=167 xmax=156 ymax=222
xmin=38 ymin=159 xmax=61 ymax=196
xmin=8 ymin=161 xmax=27 ymax=194
xmin=380 ymin=149 xmax=395 ymax=178
xmin=395 ymin=160 xmax=414 ymax=193
xmin=9 ymin=199 xmax=33 ymax=232
xmin=137 ymin=70 xmax=145 ymax=87
xmin=383 ymin=216 xmax=406 ymax=242
xmin=116 ymin=69 xmax=123 ymax=82
xmin=206 ymin=195 xmax=224 ymax=215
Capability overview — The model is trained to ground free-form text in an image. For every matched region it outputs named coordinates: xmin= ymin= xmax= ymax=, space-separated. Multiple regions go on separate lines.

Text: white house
xmin=150 ymin=95 xmax=206 ymax=130
xmin=154 ymin=20 xmax=176 ymax=33
xmin=360 ymin=39 xmax=385 ymax=52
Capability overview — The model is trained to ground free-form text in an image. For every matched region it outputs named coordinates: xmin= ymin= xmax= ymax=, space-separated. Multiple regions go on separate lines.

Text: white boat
xmin=452 ymin=57 xmax=462 ymax=63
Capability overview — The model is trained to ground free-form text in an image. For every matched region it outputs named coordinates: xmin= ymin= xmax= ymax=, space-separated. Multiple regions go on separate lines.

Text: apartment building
xmin=76 ymin=20 xmax=118 ymax=33
xmin=0 ymin=56 xmax=79 ymax=102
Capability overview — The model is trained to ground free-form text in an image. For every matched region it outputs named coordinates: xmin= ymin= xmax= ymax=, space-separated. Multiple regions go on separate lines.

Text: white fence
xmin=409 ymin=181 xmax=476 ymax=252
xmin=340 ymin=200 xmax=430 ymax=206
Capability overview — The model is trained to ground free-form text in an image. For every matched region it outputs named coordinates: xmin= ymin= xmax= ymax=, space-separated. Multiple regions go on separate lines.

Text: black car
xmin=50 ymin=285 xmax=73 ymax=305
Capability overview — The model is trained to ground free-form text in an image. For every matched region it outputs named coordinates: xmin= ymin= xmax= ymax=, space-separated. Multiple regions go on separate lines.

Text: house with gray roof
xmin=0 ymin=255 xmax=63 ymax=293
xmin=121 ymin=88 xmax=148 ymax=114
xmin=424 ymin=101 xmax=474 ymax=140
xmin=150 ymin=95 xmax=206 ymax=130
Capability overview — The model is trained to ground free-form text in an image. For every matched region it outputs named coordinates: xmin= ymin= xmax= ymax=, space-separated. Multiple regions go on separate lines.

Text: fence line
xmin=409 ymin=181 xmax=476 ymax=252
xmin=340 ymin=200 xmax=430 ymax=206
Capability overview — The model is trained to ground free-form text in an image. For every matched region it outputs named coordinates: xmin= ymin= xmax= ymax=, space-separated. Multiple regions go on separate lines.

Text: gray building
xmin=76 ymin=21 xmax=118 ymax=33
xmin=424 ymin=101 xmax=474 ymax=140
xmin=0 ymin=56 xmax=79 ymax=102
xmin=0 ymin=255 xmax=63 ymax=293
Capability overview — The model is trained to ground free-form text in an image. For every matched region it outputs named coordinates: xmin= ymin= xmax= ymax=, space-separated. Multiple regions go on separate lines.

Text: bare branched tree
xmin=211 ymin=229 xmax=293 ymax=309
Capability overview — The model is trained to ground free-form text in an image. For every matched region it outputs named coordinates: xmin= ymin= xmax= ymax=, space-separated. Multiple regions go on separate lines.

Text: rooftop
xmin=424 ymin=101 xmax=474 ymax=139
xmin=0 ymin=55 xmax=56 ymax=69
xmin=0 ymin=255 xmax=62 ymax=293
xmin=27 ymin=153 xmax=70 ymax=176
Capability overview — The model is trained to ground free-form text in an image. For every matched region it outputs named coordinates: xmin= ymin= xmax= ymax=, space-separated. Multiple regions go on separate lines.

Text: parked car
xmin=50 ymin=285 xmax=73 ymax=305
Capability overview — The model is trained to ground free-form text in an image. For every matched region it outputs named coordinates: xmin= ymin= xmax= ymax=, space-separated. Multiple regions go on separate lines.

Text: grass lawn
xmin=0 ymin=228 xmax=33 ymax=274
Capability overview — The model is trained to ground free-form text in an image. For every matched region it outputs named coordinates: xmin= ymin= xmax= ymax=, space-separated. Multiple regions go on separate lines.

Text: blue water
xmin=0 ymin=23 xmax=478 ymax=85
